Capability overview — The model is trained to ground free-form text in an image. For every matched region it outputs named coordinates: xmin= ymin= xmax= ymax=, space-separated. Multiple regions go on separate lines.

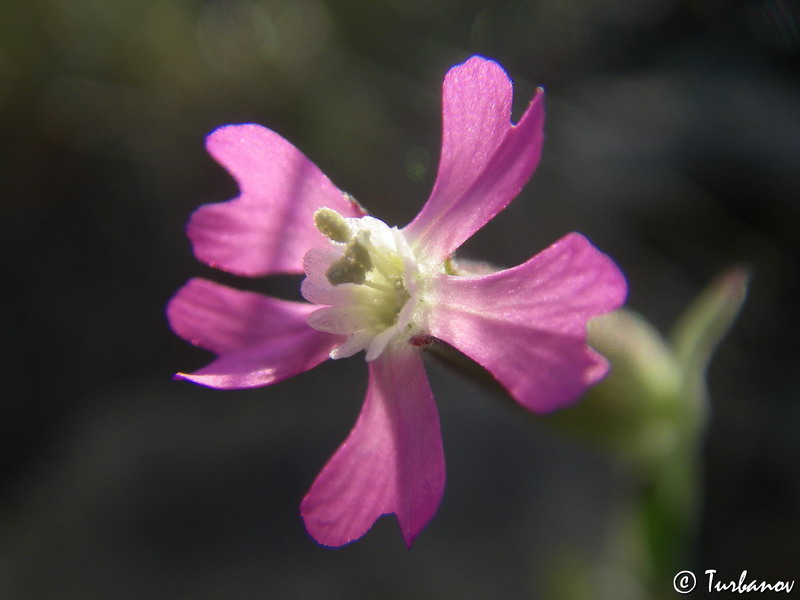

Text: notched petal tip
xmin=190 ymin=124 xmax=363 ymax=277
xmin=203 ymin=124 xmax=276 ymax=189
xmin=448 ymin=54 xmax=511 ymax=85
xmin=167 ymin=278 xmax=341 ymax=389
xmin=300 ymin=346 xmax=444 ymax=548
xmin=404 ymin=57 xmax=546 ymax=263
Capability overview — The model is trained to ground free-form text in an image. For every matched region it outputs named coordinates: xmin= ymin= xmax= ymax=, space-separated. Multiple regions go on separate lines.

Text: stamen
xmin=347 ymin=240 xmax=372 ymax=272
xmin=326 ymin=240 xmax=373 ymax=285
xmin=306 ymin=210 xmax=421 ymax=361
xmin=314 ymin=207 xmax=352 ymax=243
xmin=326 ymin=257 xmax=367 ymax=285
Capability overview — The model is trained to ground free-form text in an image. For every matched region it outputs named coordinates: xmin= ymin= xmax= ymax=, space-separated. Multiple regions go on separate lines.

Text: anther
xmin=326 ymin=257 xmax=367 ymax=285
xmin=314 ymin=207 xmax=352 ymax=243
xmin=325 ymin=240 xmax=374 ymax=286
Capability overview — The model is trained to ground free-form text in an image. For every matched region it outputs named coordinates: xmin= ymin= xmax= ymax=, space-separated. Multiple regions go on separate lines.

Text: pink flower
xmin=167 ymin=56 xmax=627 ymax=547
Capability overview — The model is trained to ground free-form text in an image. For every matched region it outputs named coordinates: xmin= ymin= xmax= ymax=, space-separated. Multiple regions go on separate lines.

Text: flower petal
xmin=307 ymin=305 xmax=373 ymax=335
xmin=426 ymin=233 xmax=627 ymax=412
xmin=301 ymin=343 xmax=445 ymax=547
xmin=403 ymin=56 xmax=545 ymax=264
xmin=167 ymin=278 xmax=341 ymax=388
xmin=330 ymin=330 xmax=374 ymax=359
xmin=188 ymin=124 xmax=365 ymax=277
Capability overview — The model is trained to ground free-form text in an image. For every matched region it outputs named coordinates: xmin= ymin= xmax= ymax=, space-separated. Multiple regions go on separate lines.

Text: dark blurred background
xmin=1 ymin=0 xmax=798 ymax=598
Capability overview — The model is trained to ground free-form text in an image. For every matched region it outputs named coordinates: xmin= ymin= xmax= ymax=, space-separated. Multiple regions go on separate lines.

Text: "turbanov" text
xmin=706 ymin=570 xmax=795 ymax=593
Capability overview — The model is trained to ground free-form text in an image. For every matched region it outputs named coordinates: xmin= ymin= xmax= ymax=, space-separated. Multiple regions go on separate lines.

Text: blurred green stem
xmin=565 ymin=266 xmax=748 ymax=599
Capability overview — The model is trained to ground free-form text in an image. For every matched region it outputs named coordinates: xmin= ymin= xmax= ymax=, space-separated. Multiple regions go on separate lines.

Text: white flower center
xmin=301 ymin=207 xmax=427 ymax=361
